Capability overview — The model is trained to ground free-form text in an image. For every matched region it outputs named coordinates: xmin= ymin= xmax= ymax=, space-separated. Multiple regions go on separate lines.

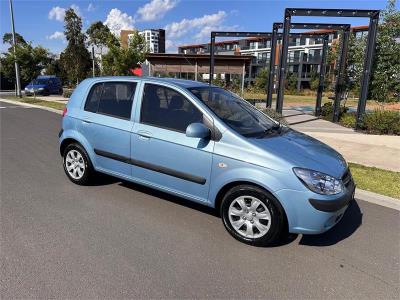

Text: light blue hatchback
xmin=59 ymin=76 xmax=355 ymax=246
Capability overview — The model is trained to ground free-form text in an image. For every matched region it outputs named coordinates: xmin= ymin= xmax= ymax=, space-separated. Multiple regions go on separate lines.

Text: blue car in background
xmin=25 ymin=75 xmax=62 ymax=96
xmin=59 ymin=77 xmax=355 ymax=246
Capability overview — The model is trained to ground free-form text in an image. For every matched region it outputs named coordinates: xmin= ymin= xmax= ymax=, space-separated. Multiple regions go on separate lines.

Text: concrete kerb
xmin=0 ymin=98 xmax=63 ymax=115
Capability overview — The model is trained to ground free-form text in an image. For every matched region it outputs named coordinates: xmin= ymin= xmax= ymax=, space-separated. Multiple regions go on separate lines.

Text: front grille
xmin=342 ymin=169 xmax=353 ymax=188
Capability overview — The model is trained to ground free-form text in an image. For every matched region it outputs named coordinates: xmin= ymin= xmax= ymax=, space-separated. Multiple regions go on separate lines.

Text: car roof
xmin=37 ymin=75 xmax=58 ymax=79
xmin=83 ymin=76 xmax=213 ymax=89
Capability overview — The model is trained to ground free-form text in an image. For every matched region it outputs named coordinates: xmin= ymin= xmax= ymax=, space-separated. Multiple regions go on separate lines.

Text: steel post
xmin=356 ymin=13 xmax=379 ymax=128
xmin=209 ymin=33 xmax=215 ymax=85
xmin=266 ymin=25 xmax=278 ymax=108
xmin=332 ymin=28 xmax=350 ymax=122
xmin=276 ymin=11 xmax=291 ymax=113
xmin=315 ymin=35 xmax=329 ymax=116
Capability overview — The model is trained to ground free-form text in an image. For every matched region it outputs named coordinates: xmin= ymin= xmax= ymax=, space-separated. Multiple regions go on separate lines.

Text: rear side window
xmin=84 ymin=82 xmax=137 ymax=119
xmin=140 ymin=83 xmax=203 ymax=132
xmin=85 ymin=83 xmax=103 ymax=113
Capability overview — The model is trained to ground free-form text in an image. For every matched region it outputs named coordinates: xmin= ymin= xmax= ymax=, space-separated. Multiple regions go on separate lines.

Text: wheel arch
xmin=60 ymin=138 xmax=81 ymax=156
xmin=214 ymin=180 xmax=289 ymax=229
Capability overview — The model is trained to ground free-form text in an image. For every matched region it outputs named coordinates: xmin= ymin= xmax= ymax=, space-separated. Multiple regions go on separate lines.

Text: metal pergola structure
xmin=267 ymin=22 xmax=351 ymax=116
xmin=276 ymin=8 xmax=380 ymax=127
xmin=209 ymin=30 xmax=333 ymax=110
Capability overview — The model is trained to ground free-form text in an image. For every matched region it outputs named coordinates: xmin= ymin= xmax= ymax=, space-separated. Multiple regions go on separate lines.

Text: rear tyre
xmin=63 ymin=143 xmax=94 ymax=185
xmin=221 ymin=184 xmax=285 ymax=246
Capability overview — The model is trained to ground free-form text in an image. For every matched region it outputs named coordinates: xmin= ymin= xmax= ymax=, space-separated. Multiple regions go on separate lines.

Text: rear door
xmin=130 ymin=83 xmax=214 ymax=203
xmin=78 ymin=81 xmax=138 ymax=177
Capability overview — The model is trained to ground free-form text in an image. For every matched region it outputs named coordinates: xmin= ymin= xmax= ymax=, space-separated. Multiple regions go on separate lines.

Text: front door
xmin=131 ymin=83 xmax=214 ymax=203
xmin=79 ymin=81 xmax=137 ymax=177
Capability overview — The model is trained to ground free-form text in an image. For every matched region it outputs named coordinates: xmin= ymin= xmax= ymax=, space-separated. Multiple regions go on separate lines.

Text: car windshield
xmin=31 ymin=79 xmax=49 ymax=85
xmin=188 ymin=86 xmax=278 ymax=137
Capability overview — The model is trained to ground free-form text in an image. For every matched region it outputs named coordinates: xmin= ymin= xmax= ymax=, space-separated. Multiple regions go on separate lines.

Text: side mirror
xmin=186 ymin=123 xmax=211 ymax=139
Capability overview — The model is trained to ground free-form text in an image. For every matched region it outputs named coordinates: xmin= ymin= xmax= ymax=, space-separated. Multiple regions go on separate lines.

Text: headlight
xmin=293 ymin=168 xmax=343 ymax=195
xmin=38 ymin=88 xmax=44 ymax=91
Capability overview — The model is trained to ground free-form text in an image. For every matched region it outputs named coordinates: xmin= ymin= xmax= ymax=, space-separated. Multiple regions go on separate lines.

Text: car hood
xmin=248 ymin=128 xmax=347 ymax=178
xmin=25 ymin=84 xmax=47 ymax=89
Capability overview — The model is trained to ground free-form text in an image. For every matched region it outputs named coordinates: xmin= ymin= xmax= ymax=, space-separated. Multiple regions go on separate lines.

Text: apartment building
xmin=178 ymin=26 xmax=368 ymax=90
xmin=120 ymin=29 xmax=166 ymax=53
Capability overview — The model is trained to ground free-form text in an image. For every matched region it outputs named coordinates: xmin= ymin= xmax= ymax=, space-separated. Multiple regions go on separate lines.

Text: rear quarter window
xmin=84 ymin=81 xmax=137 ymax=119
xmin=84 ymin=83 xmax=103 ymax=113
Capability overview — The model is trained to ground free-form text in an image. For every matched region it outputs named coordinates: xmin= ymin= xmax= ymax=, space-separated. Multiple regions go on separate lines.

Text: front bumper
xmin=25 ymin=89 xmax=45 ymax=96
xmin=309 ymin=187 xmax=354 ymax=212
xmin=274 ymin=177 xmax=355 ymax=235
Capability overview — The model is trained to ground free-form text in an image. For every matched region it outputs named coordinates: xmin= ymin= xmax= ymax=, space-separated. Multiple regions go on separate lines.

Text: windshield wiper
xmin=271 ymin=122 xmax=281 ymax=130
xmin=255 ymin=123 xmax=281 ymax=138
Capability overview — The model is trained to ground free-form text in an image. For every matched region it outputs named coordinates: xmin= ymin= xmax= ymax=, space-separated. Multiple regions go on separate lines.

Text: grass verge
xmin=349 ymin=162 xmax=400 ymax=199
xmin=2 ymin=95 xmax=65 ymax=111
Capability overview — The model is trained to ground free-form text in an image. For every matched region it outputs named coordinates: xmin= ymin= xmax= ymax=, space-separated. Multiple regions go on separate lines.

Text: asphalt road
xmin=1 ymin=101 xmax=399 ymax=299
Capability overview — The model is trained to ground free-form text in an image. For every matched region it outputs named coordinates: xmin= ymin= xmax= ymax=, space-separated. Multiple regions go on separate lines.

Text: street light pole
xmin=9 ymin=0 xmax=22 ymax=97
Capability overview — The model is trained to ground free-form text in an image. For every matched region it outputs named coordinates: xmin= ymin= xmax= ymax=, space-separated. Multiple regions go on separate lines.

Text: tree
xmin=309 ymin=71 xmax=319 ymax=91
xmin=344 ymin=33 xmax=367 ymax=95
xmin=369 ymin=0 xmax=400 ymax=102
xmin=87 ymin=21 xmax=118 ymax=51
xmin=254 ymin=68 xmax=269 ymax=91
xmin=285 ymin=73 xmax=297 ymax=92
xmin=44 ymin=54 xmax=67 ymax=83
xmin=60 ymin=8 xmax=91 ymax=85
xmin=86 ymin=21 xmax=118 ymax=73
xmin=1 ymin=32 xmax=52 ymax=86
xmin=102 ymin=31 xmax=147 ymax=76
xmin=213 ymin=73 xmax=225 ymax=87
xmin=2 ymin=32 xmax=26 ymax=47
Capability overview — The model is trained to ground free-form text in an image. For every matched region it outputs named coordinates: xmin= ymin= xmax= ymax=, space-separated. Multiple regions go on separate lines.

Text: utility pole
xmin=9 ymin=0 xmax=22 ymax=97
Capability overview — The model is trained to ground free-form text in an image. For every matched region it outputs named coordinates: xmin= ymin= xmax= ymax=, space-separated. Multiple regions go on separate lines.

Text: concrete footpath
xmin=283 ymin=109 xmax=400 ymax=173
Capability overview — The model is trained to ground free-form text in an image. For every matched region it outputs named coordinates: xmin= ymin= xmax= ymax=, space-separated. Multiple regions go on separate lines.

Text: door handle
xmin=138 ymin=130 xmax=152 ymax=139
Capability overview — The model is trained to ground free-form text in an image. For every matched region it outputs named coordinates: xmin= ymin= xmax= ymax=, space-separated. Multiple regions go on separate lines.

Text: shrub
xmin=63 ymin=88 xmax=74 ymax=98
xmin=320 ymin=102 xmax=348 ymax=120
xmin=262 ymin=108 xmax=288 ymax=125
xmin=340 ymin=113 xmax=356 ymax=128
xmin=360 ymin=110 xmax=400 ymax=135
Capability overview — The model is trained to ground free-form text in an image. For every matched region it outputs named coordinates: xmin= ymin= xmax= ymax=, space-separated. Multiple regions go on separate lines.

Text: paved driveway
xmin=1 ymin=101 xmax=399 ymax=299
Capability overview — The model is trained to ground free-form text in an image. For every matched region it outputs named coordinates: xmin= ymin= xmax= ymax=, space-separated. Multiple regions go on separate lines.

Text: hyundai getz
xmin=59 ymin=77 xmax=355 ymax=246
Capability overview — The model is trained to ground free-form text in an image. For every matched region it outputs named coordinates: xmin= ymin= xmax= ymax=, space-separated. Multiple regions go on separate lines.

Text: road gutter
xmin=355 ymin=189 xmax=400 ymax=211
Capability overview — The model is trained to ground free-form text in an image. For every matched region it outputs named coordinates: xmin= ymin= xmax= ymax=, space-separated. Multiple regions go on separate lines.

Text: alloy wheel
xmin=65 ymin=149 xmax=85 ymax=180
xmin=228 ymin=195 xmax=272 ymax=238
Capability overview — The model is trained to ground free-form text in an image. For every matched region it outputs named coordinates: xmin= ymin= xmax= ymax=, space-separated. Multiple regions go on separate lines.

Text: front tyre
xmin=63 ymin=143 xmax=94 ymax=185
xmin=221 ymin=185 xmax=285 ymax=246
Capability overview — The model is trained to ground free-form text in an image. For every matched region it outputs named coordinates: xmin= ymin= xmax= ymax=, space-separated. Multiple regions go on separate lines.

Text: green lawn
xmin=2 ymin=96 xmax=65 ymax=111
xmin=349 ymin=163 xmax=400 ymax=199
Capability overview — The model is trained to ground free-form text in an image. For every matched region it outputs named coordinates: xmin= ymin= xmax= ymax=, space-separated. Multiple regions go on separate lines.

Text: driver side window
xmin=140 ymin=83 xmax=203 ymax=132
